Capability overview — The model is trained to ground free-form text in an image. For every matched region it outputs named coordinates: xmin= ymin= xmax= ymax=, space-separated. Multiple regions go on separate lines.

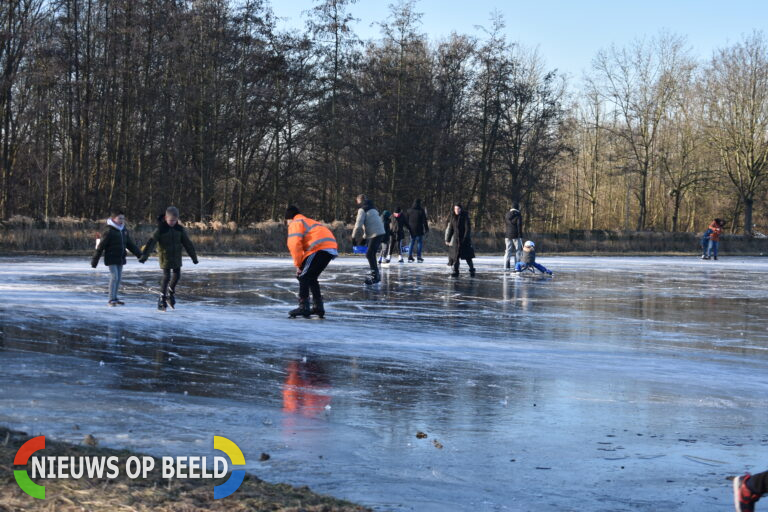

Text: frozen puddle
xmin=1 ymin=255 xmax=768 ymax=511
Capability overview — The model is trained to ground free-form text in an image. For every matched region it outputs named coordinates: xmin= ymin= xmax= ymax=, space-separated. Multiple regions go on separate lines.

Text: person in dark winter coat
xmin=378 ymin=209 xmax=393 ymax=264
xmin=406 ymin=199 xmax=429 ymax=262
xmin=91 ymin=210 xmax=142 ymax=306
xmin=504 ymin=204 xmax=523 ymax=270
xmin=388 ymin=207 xmax=410 ymax=263
xmin=352 ymin=194 xmax=386 ymax=284
xmin=139 ymin=206 xmax=199 ymax=311
xmin=445 ymin=204 xmax=476 ymax=277
xmin=514 ymin=241 xmax=553 ymax=275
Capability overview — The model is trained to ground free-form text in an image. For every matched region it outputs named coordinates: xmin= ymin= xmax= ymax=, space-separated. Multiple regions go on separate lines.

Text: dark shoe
xmin=713 ymin=256 xmax=718 ymax=260
xmin=701 ymin=255 xmax=709 ymax=260
xmin=734 ymin=474 xmax=760 ymax=512
xmin=108 ymin=300 xmax=117 ymax=307
xmin=310 ymin=300 xmax=325 ymax=318
xmin=365 ymin=271 xmax=381 ymax=285
xmin=157 ymin=295 xmax=167 ymax=312
xmin=115 ymin=299 xmax=125 ymax=305
xmin=469 ymin=268 xmax=476 ymax=277
xmin=289 ymin=298 xmax=311 ymax=318
xmin=450 ymin=271 xmax=459 ymax=278
xmin=408 ymin=257 xmax=415 ymax=262
xmin=168 ymin=292 xmax=176 ymax=309
xmin=417 ymin=258 xmax=424 ymax=263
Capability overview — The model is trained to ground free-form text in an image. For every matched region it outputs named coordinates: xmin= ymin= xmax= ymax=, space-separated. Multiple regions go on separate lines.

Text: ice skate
xmin=168 ymin=291 xmax=176 ymax=309
xmin=289 ymin=298 xmax=311 ymax=318
xmin=733 ymin=474 xmax=760 ymax=512
xmin=310 ymin=299 xmax=325 ymax=319
xmin=364 ymin=270 xmax=381 ymax=285
xmin=157 ymin=295 xmax=168 ymax=312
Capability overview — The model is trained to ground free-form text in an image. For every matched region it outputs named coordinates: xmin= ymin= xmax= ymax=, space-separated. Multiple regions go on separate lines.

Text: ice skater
xmin=699 ymin=227 xmax=712 ymax=258
xmin=503 ymin=203 xmax=523 ymax=270
xmin=139 ymin=206 xmax=199 ymax=311
xmin=378 ymin=209 xmax=393 ymax=264
xmin=406 ymin=199 xmax=429 ymax=262
xmin=388 ymin=207 xmax=409 ymax=263
xmin=352 ymin=194 xmax=386 ymax=285
xmin=285 ymin=205 xmax=338 ymax=318
xmin=445 ymin=203 xmax=476 ymax=277
xmin=90 ymin=209 xmax=143 ymax=306
xmin=734 ymin=471 xmax=765 ymax=511
xmin=702 ymin=218 xmax=725 ymax=260
xmin=514 ymin=240 xmax=553 ymax=276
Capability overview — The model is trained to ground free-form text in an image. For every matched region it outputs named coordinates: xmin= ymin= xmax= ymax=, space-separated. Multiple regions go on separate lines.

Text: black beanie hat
xmin=285 ymin=205 xmax=300 ymax=219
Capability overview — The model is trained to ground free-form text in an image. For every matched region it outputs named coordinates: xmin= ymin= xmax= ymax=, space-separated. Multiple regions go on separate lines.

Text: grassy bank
xmin=2 ymin=216 xmax=767 ymax=256
xmin=1 ymin=427 xmax=371 ymax=512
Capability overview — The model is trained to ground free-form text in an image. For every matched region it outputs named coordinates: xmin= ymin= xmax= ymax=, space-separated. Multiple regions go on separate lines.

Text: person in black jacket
xmin=139 ymin=206 xmax=199 ymax=311
xmin=91 ymin=209 xmax=142 ymax=306
xmin=406 ymin=199 xmax=429 ymax=262
xmin=504 ymin=204 xmax=523 ymax=270
xmin=388 ymin=207 xmax=410 ymax=263
xmin=445 ymin=204 xmax=476 ymax=277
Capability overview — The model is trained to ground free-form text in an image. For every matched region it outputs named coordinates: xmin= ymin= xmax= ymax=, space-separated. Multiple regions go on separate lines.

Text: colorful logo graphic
xmin=14 ymin=436 xmax=46 ymax=499
xmin=12 ymin=434 xmax=244 ymax=500
xmin=213 ymin=436 xmax=245 ymax=499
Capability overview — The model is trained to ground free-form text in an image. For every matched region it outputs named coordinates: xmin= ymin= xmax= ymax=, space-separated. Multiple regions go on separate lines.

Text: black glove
xmin=192 ymin=259 xmax=199 ymax=265
xmin=138 ymin=255 xmax=148 ymax=264
xmin=90 ymin=260 xmax=98 ymax=268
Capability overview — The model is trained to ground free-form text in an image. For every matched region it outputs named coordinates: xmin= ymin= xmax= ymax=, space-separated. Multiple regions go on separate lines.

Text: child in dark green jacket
xmin=91 ymin=209 xmax=142 ymax=306
xmin=139 ymin=206 xmax=199 ymax=311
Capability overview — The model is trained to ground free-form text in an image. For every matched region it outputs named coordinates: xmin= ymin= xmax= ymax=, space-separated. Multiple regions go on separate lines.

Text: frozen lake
xmin=1 ymin=255 xmax=767 ymax=511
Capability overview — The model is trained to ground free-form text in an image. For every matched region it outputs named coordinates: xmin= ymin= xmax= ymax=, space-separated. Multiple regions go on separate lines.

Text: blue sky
xmin=271 ymin=0 xmax=767 ymax=82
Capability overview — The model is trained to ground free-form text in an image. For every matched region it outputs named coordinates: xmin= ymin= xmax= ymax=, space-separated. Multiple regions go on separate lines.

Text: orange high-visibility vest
xmin=287 ymin=214 xmax=338 ymax=267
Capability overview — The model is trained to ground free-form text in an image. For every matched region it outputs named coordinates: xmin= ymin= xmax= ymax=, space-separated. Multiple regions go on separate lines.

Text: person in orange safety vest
xmin=285 ymin=205 xmax=338 ymax=318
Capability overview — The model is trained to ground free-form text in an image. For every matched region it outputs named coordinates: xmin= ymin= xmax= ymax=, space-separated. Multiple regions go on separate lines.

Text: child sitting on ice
xmin=514 ymin=240 xmax=553 ymax=276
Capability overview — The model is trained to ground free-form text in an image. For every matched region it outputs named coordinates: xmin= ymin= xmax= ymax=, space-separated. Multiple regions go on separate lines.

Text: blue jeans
xmin=707 ymin=240 xmax=719 ymax=258
xmin=108 ymin=264 xmax=123 ymax=301
xmin=408 ymin=235 xmax=423 ymax=260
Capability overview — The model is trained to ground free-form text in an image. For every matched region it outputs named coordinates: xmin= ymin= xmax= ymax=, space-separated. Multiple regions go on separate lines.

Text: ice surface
xmin=1 ymin=255 xmax=768 ymax=511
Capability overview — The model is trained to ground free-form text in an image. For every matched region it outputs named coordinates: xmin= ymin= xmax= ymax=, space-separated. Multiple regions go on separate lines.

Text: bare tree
xmin=592 ymin=33 xmax=692 ymax=230
xmin=703 ymin=32 xmax=768 ymax=235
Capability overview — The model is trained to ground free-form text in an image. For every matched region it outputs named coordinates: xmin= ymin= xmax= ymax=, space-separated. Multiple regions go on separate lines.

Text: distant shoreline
xmin=2 ymin=219 xmax=767 ymax=256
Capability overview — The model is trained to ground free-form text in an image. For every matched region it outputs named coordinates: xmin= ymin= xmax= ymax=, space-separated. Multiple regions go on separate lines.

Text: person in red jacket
xmin=703 ymin=218 xmax=725 ymax=260
xmin=285 ymin=206 xmax=338 ymax=318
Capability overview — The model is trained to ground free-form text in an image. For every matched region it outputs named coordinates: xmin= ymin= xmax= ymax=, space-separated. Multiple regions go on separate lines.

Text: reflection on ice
xmin=1 ymin=255 xmax=768 ymax=510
